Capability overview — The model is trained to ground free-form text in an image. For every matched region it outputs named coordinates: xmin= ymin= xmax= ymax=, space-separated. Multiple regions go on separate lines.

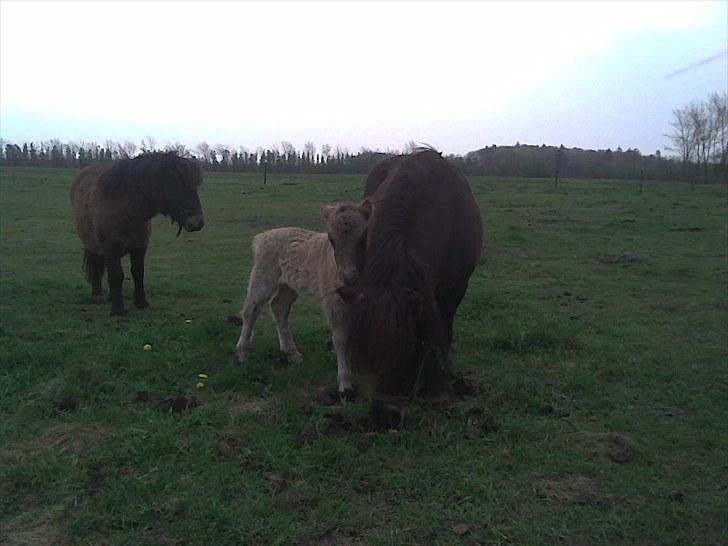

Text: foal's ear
xmin=359 ymin=197 xmax=374 ymax=220
xmin=321 ymin=205 xmax=336 ymax=224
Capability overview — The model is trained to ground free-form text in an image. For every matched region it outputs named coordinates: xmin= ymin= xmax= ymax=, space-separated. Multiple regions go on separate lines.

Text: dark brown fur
xmin=338 ymin=149 xmax=483 ymax=407
xmin=71 ymin=152 xmax=205 ymax=316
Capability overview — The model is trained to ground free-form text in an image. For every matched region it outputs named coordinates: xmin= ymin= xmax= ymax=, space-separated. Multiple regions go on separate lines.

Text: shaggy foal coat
xmin=234 ymin=200 xmax=371 ymax=397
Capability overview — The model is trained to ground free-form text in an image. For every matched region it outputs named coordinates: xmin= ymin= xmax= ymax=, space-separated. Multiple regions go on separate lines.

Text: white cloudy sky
xmin=1 ymin=0 xmax=726 ymax=155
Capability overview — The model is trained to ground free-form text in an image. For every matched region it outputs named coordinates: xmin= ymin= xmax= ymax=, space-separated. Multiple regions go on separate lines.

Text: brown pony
xmin=71 ymin=152 xmax=205 ymax=316
xmin=337 ymin=149 xmax=483 ymax=424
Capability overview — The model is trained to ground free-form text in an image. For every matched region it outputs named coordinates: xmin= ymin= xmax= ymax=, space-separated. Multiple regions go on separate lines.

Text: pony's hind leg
xmin=83 ymin=249 xmax=105 ymax=304
xmin=269 ymin=284 xmax=303 ymax=364
xmin=130 ymin=248 xmax=149 ymax=309
xmin=235 ymin=271 xmax=277 ymax=363
xmin=105 ymin=252 xmax=126 ymax=316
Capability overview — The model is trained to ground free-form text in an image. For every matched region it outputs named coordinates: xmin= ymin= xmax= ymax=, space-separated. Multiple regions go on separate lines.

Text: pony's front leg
xmin=105 ymin=252 xmax=126 ymax=316
xmin=130 ymin=248 xmax=149 ymax=309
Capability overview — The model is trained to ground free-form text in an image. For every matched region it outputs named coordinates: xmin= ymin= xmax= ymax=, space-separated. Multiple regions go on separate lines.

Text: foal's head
xmin=322 ymin=198 xmax=372 ymax=286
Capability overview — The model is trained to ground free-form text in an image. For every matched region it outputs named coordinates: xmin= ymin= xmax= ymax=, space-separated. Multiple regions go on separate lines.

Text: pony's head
xmin=322 ymin=198 xmax=372 ymax=286
xmin=154 ymin=153 xmax=205 ymax=233
xmin=337 ymin=284 xmax=443 ymax=397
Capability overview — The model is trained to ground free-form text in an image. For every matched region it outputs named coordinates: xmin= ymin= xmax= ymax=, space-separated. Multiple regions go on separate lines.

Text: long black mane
xmin=344 ymin=150 xmax=455 ymax=396
xmin=99 ymin=152 xmax=203 ymax=225
xmin=100 ymin=152 xmax=202 ymax=194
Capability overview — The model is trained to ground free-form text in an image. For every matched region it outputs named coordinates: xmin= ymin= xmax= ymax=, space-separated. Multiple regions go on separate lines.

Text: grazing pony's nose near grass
xmin=185 ymin=213 xmax=205 ymax=232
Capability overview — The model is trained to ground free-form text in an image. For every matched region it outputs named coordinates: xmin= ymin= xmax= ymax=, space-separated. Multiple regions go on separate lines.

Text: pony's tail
xmin=82 ymin=249 xmax=105 ymax=284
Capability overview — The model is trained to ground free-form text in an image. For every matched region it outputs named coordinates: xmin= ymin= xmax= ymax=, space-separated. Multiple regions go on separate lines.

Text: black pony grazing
xmin=337 ymin=149 xmax=483 ymax=424
xmin=71 ymin=152 xmax=205 ymax=316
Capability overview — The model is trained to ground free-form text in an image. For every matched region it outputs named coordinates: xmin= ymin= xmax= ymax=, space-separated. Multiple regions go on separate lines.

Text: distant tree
xmin=707 ymin=92 xmax=727 ymax=183
xmin=141 ymin=135 xmax=156 ymax=153
xmin=121 ymin=141 xmax=137 ymax=159
xmin=666 ymin=105 xmax=696 ymax=180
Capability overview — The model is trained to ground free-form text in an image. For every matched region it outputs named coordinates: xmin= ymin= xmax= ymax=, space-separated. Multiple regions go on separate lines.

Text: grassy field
xmin=1 ymin=166 xmax=726 ymax=546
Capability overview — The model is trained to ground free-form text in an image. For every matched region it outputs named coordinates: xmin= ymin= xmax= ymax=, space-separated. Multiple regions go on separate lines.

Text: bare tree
xmin=141 ymin=135 xmax=157 ymax=153
xmin=403 ymin=140 xmax=418 ymax=154
xmin=688 ymin=101 xmax=712 ymax=182
xmin=120 ymin=141 xmax=137 ymax=159
xmin=666 ymin=106 xmax=696 ymax=180
xmin=708 ymin=92 xmax=727 ymax=183
xmin=196 ymin=142 xmax=212 ymax=163
xmin=321 ymin=144 xmax=331 ymax=160
xmin=165 ymin=142 xmax=191 ymax=157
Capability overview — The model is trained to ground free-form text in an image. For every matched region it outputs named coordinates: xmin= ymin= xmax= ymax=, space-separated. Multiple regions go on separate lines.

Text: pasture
xmin=1 ymin=166 xmax=726 ymax=545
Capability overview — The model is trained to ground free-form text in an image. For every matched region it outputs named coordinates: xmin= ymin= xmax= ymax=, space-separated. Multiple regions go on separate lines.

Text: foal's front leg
xmin=105 ymin=251 xmax=126 ymax=316
xmin=332 ymin=324 xmax=354 ymax=401
xmin=130 ymin=247 xmax=149 ymax=309
xmin=270 ymin=284 xmax=303 ymax=364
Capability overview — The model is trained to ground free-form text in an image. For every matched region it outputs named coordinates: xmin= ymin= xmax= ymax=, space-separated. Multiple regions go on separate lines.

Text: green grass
xmin=1 ymin=167 xmax=726 ymax=545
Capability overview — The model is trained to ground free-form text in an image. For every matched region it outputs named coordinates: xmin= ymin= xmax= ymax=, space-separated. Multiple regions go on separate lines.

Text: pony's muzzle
xmin=184 ymin=213 xmax=205 ymax=232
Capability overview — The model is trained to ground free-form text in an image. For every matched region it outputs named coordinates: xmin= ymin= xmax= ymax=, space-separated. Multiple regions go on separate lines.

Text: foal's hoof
xmin=91 ymin=294 xmax=104 ymax=305
xmin=110 ymin=308 xmax=128 ymax=317
xmin=134 ymin=299 xmax=149 ymax=309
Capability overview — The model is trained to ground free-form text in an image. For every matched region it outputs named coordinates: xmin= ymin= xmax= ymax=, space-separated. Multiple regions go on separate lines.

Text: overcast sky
xmin=1 ymin=0 xmax=726 ymax=156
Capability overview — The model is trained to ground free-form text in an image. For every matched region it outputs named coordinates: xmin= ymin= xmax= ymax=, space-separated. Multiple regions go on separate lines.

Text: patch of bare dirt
xmin=599 ymin=250 xmax=645 ymax=264
xmin=1 ymin=423 xmax=112 ymax=466
xmin=0 ymin=507 xmax=64 ymax=546
xmin=536 ymin=475 xmax=599 ymax=505
xmin=578 ymin=431 xmax=640 ymax=464
xmin=158 ymin=396 xmax=198 ymax=414
xmin=225 ymin=393 xmax=274 ymax=419
xmin=294 ymin=527 xmax=365 ymax=546
xmin=536 ymin=474 xmax=634 ymax=509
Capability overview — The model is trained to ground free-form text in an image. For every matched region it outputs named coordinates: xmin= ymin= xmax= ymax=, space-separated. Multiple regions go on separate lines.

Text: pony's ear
xmin=359 ymin=197 xmax=374 ymax=220
xmin=321 ymin=205 xmax=336 ymax=224
xmin=336 ymin=286 xmax=363 ymax=304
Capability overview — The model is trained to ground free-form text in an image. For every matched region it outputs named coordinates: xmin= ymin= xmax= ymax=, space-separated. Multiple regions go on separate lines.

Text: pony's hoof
xmin=235 ymin=350 xmax=248 ymax=364
xmin=110 ymin=308 xmax=128 ymax=317
xmin=370 ymin=399 xmax=408 ymax=429
xmin=91 ymin=294 xmax=104 ymax=304
xmin=135 ymin=300 xmax=149 ymax=309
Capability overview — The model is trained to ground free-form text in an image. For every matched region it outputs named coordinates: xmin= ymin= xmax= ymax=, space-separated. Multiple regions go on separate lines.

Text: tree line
xmin=1 ymin=93 xmax=725 ymax=183
xmin=665 ymin=92 xmax=727 ymax=184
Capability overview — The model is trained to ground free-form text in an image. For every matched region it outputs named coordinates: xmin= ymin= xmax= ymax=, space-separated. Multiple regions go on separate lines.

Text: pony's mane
xmin=99 ymin=152 xmax=202 ymax=196
xmin=345 ymin=149 xmax=457 ymax=396
xmin=359 ymin=150 xmax=441 ymax=290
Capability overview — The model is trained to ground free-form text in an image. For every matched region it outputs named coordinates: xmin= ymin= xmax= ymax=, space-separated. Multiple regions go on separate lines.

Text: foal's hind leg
xmin=270 ymin=284 xmax=303 ymax=364
xmin=130 ymin=247 xmax=149 ymax=309
xmin=235 ymin=271 xmax=277 ymax=363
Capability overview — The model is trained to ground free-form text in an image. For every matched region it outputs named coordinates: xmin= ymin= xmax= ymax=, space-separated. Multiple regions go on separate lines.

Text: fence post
xmin=639 ymin=169 xmax=644 ymax=194
xmin=263 ymin=160 xmax=268 ymax=185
